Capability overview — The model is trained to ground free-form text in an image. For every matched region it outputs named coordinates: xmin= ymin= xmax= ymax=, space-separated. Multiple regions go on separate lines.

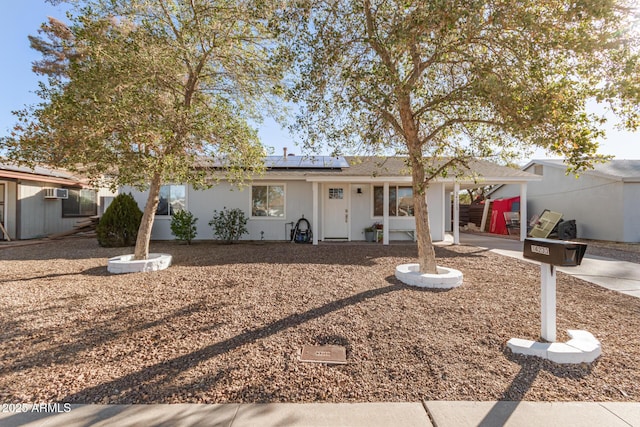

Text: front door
xmin=324 ymin=185 xmax=349 ymax=239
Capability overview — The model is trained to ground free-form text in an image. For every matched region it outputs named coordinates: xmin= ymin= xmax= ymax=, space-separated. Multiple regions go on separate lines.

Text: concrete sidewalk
xmin=1 ymin=401 xmax=639 ymax=427
xmin=457 ymin=233 xmax=640 ymax=299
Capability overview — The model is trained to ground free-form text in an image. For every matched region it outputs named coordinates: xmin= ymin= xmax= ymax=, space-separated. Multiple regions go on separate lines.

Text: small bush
xmin=208 ymin=207 xmax=248 ymax=243
xmin=170 ymin=209 xmax=198 ymax=244
xmin=97 ymin=193 xmax=143 ymax=247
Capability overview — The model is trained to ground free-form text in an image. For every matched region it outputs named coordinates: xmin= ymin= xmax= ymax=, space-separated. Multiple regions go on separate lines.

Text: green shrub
xmin=170 ymin=209 xmax=198 ymax=244
xmin=208 ymin=207 xmax=248 ymax=243
xmin=97 ymin=193 xmax=143 ymax=247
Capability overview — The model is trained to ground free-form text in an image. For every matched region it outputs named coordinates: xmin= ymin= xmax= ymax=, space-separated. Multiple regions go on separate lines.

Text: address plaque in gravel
xmin=299 ymin=345 xmax=348 ymax=365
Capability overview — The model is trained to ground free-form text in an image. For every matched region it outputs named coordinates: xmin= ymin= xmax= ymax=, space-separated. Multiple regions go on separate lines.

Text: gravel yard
xmin=1 ymin=237 xmax=639 ymax=404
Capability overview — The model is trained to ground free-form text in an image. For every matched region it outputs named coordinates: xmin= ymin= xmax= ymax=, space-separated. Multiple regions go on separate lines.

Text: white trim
xmin=254 ymin=174 xmax=308 ymax=181
xmin=453 ymin=182 xmax=460 ymax=245
xmin=305 ymin=176 xmax=540 ymax=184
xmin=520 ymin=183 xmax=528 ymax=241
xmin=312 ymin=182 xmax=318 ymax=245
xmin=438 ymin=184 xmax=446 ymax=241
xmin=309 ymin=176 xmax=413 ymax=183
xmin=383 ymin=182 xmax=389 ymax=245
xmin=348 ymin=183 xmax=352 ymax=241
xmin=249 ymin=182 xmax=287 ymax=220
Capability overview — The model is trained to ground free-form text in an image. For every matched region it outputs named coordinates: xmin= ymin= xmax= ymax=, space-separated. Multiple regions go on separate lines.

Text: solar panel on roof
xmin=264 ymin=156 xmax=349 ymax=169
xmin=298 ymin=156 xmax=324 ymax=168
xmin=323 ymin=156 xmax=350 ymax=168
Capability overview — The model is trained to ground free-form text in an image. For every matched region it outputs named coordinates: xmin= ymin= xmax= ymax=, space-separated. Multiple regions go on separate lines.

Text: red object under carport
xmin=490 ymin=196 xmax=520 ymax=235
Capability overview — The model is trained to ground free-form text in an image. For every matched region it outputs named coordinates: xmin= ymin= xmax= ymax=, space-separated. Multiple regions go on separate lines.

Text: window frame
xmin=251 ymin=183 xmax=286 ymax=219
xmin=372 ymin=185 xmax=415 ymax=218
xmin=62 ymin=188 xmax=98 ymax=218
xmin=155 ymin=184 xmax=187 ymax=217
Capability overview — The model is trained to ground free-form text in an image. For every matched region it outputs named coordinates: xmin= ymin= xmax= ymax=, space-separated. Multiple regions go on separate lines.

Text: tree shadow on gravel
xmin=60 ymin=283 xmax=405 ymax=403
xmin=2 ymin=267 xmax=111 ymax=282
xmin=0 ymin=300 xmax=221 ymax=375
xmin=1 ymin=237 xmax=495 ymax=270
xmin=0 ymin=238 xmax=133 ymax=261
xmin=384 ymin=275 xmax=458 ymax=294
xmin=171 ymin=242 xmax=419 ymax=268
xmin=434 ymin=246 xmax=492 ymax=259
xmin=1 ymin=239 xmax=419 ymax=266
xmin=80 ymin=266 xmax=114 ymax=276
xmin=477 ymin=348 xmax=594 ymax=426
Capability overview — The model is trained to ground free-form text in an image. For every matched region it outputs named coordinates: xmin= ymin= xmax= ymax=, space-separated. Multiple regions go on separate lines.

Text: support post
xmin=520 ymin=183 xmax=528 ymax=241
xmin=312 ymin=182 xmax=318 ymax=245
xmin=383 ymin=182 xmax=389 ymax=245
xmin=540 ymin=263 xmax=556 ymax=342
xmin=453 ymin=182 xmax=460 ymax=245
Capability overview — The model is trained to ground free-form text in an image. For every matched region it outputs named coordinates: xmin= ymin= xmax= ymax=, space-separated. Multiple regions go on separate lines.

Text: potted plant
xmin=364 ymin=225 xmax=375 ymax=242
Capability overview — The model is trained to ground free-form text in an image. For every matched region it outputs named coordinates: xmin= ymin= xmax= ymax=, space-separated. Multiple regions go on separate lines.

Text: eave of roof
xmin=522 ymin=159 xmax=640 ymax=182
xmin=0 ymin=162 xmax=88 ymax=187
xmin=305 ymin=156 xmax=539 ymax=183
xmin=210 ymin=156 xmax=540 ymax=188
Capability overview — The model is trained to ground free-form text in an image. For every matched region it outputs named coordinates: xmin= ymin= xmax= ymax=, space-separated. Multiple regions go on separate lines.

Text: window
xmin=328 ymin=188 xmax=343 ymax=199
xmin=534 ymin=165 xmax=544 ymax=176
xmin=156 ymin=185 xmax=186 ymax=216
xmin=252 ymin=184 xmax=285 ymax=217
xmin=373 ymin=186 xmax=414 ymax=217
xmin=62 ymin=189 xmax=98 ymax=217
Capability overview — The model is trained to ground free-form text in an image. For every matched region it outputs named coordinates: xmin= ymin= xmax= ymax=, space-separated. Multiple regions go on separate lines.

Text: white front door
xmin=324 ymin=185 xmax=349 ymax=239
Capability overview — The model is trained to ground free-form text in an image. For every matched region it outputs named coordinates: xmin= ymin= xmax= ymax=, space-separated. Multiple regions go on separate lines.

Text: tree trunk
xmin=410 ymin=154 xmax=438 ymax=274
xmin=134 ymin=171 xmax=162 ymax=260
xmin=398 ymin=97 xmax=438 ymax=274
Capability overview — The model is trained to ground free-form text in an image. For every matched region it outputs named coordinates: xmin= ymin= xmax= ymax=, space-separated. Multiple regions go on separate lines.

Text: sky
xmin=1 ymin=0 xmax=639 ymax=163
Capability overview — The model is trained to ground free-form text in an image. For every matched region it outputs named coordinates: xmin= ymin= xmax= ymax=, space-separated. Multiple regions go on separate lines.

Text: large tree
xmin=2 ymin=0 xmax=288 ymax=259
xmin=286 ymin=0 xmax=640 ymax=273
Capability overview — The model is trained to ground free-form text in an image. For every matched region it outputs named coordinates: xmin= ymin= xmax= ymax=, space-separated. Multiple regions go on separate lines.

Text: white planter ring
xmin=395 ymin=263 xmax=463 ymax=289
xmin=107 ymin=253 xmax=173 ymax=274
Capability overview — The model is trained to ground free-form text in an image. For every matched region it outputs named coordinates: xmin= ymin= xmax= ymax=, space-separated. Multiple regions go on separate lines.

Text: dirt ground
xmin=1 ymin=237 xmax=639 ymax=404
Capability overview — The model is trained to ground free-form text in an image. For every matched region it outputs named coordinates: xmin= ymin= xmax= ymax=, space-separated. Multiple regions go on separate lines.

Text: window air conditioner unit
xmin=44 ymin=188 xmax=69 ymax=199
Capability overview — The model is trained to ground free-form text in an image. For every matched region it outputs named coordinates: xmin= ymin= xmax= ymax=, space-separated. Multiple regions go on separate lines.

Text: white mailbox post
xmin=507 ymin=238 xmax=601 ymax=364
xmin=540 ymin=263 xmax=557 ymax=342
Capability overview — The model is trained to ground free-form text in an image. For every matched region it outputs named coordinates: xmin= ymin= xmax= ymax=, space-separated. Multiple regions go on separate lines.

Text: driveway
xmin=458 ymin=232 xmax=640 ymax=299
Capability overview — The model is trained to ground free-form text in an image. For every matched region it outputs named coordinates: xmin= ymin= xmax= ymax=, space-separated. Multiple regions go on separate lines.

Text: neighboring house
xmin=0 ymin=162 xmax=115 ymax=240
xmin=489 ymin=159 xmax=640 ymax=243
xmin=124 ymin=155 xmax=539 ymax=244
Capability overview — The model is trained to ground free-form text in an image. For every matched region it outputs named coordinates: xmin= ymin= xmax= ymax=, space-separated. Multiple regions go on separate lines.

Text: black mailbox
xmin=523 ymin=238 xmax=587 ymax=266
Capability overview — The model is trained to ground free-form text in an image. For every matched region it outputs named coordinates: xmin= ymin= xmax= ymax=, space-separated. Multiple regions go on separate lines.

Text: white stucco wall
xmin=16 ymin=181 xmax=116 ymax=240
xmin=491 ymin=164 xmax=624 ymax=241
xmin=125 ymin=180 xmax=447 ymax=242
xmin=623 ymin=183 xmax=640 ymax=243
xmin=426 ymin=183 xmax=445 ymax=241
xmin=126 ymin=180 xmax=315 ymax=241
xmin=17 ymin=181 xmax=80 ymax=239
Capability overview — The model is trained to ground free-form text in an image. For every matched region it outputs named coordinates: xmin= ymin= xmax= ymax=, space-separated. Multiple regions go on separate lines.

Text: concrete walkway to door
xmin=455 ymin=232 xmax=640 ymax=299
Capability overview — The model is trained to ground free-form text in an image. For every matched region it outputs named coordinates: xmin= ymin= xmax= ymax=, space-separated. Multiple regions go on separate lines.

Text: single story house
xmin=125 ymin=155 xmax=540 ymax=244
xmin=489 ymin=159 xmax=640 ymax=242
xmin=0 ymin=162 xmax=115 ymax=240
